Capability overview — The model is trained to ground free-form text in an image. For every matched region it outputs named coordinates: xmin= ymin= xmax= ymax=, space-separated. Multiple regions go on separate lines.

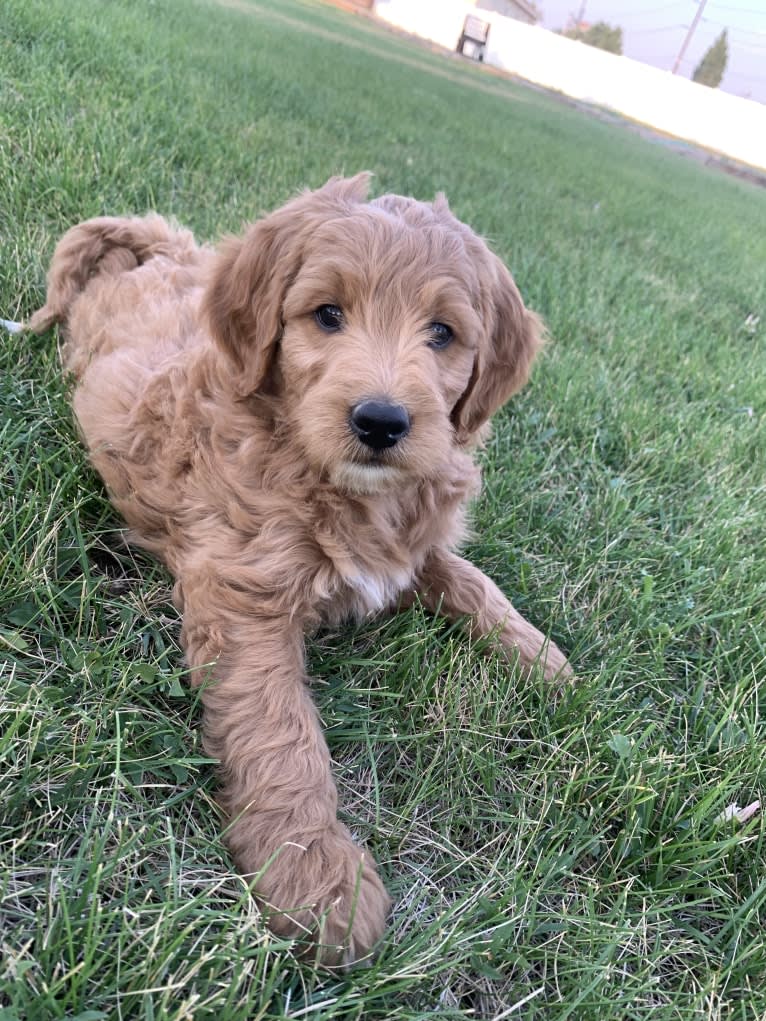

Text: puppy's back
xmin=31 ymin=215 xmax=211 ymax=377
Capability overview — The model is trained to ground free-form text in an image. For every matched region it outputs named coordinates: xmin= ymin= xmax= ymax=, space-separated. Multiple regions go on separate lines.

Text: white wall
xmin=375 ymin=0 xmax=766 ymax=171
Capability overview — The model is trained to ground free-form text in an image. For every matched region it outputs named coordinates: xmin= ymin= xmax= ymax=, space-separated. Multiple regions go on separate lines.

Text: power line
xmin=617 ymin=4 xmax=691 ymax=16
xmin=700 ymin=3 xmax=766 ymax=13
xmin=702 ymin=17 xmax=766 ymax=38
xmin=630 ymin=24 xmax=690 ymax=34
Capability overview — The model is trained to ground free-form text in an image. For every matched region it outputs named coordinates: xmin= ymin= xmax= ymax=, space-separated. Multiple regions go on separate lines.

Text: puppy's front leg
xmin=415 ymin=548 xmax=572 ymax=683
xmin=179 ymin=578 xmax=390 ymax=966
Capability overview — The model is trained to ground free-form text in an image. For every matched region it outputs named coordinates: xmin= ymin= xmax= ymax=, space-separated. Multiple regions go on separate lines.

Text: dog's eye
xmin=427 ymin=322 xmax=454 ymax=350
xmin=315 ymin=305 xmax=344 ymax=332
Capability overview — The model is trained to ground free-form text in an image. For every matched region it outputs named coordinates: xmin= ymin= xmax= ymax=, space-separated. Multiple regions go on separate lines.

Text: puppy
xmin=31 ymin=174 xmax=572 ymax=965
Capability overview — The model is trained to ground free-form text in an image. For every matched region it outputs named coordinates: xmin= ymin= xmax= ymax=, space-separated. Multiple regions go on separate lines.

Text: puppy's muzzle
xmin=349 ymin=400 xmax=410 ymax=451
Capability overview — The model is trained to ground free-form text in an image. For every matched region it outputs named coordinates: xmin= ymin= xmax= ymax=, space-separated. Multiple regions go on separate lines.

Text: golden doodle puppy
xmin=31 ymin=173 xmax=572 ymax=966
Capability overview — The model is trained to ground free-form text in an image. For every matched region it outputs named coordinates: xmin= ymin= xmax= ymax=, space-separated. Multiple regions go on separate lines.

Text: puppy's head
xmin=203 ymin=174 xmax=542 ymax=493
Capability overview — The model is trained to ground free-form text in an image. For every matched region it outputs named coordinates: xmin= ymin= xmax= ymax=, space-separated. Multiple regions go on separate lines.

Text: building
xmin=472 ymin=0 xmax=539 ymax=26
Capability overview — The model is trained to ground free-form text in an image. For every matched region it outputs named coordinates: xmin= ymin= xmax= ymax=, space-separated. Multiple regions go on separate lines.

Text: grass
xmin=1 ymin=0 xmax=765 ymax=1017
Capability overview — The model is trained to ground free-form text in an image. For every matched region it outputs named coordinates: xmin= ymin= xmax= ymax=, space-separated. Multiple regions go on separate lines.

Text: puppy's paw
xmin=311 ymin=848 xmax=392 ymax=968
xmin=499 ymin=622 xmax=574 ymax=689
xmin=539 ymin=639 xmax=574 ymax=688
xmin=249 ymin=825 xmax=391 ymax=967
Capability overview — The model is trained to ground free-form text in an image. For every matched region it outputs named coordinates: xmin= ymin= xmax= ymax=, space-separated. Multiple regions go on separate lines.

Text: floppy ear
xmin=451 ymin=254 xmax=544 ymax=443
xmin=202 ymin=173 xmax=371 ymax=397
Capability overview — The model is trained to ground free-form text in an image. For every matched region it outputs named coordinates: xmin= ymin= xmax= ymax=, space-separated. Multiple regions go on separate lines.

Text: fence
xmin=375 ymin=0 xmax=766 ymax=170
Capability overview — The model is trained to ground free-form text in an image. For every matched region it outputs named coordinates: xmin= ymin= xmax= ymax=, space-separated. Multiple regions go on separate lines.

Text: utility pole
xmin=672 ymin=0 xmax=708 ymax=74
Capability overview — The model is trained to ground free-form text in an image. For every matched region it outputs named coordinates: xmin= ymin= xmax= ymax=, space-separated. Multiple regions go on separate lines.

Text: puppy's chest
xmin=309 ymin=473 xmax=473 ymax=624
xmin=312 ymin=520 xmax=420 ymax=624
xmin=316 ymin=542 xmax=415 ymax=623
xmin=341 ymin=566 xmax=413 ymax=619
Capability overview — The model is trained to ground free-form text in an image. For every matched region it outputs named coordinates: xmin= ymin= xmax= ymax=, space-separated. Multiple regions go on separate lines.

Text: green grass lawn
xmin=2 ymin=0 xmax=766 ymax=1017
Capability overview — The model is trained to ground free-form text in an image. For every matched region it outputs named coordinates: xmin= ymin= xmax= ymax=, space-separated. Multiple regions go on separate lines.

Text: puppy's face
xmin=204 ymin=175 xmax=542 ymax=494
xmin=277 ymin=207 xmax=482 ymax=493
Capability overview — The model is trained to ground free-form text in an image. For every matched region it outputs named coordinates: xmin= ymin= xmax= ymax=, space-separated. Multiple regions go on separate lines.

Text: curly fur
xmin=31 ymin=174 xmax=572 ymax=966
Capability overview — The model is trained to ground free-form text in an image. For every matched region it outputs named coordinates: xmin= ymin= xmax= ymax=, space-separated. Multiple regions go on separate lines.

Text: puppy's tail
xmin=29 ymin=215 xmax=184 ymax=333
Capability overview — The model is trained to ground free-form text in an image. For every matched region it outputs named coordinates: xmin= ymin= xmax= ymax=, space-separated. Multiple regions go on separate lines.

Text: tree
xmin=562 ymin=21 xmax=623 ymax=55
xmin=692 ymin=30 xmax=728 ymax=88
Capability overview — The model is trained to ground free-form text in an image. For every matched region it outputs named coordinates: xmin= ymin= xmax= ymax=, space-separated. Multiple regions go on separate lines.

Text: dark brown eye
xmin=315 ymin=305 xmax=344 ymax=332
xmin=428 ymin=322 xmax=453 ymax=350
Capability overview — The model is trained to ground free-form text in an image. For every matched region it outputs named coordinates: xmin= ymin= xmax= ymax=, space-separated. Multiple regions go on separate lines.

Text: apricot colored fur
xmin=31 ymin=174 xmax=572 ymax=966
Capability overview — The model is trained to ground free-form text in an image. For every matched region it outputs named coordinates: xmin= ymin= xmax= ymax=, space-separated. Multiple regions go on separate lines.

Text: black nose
xmin=349 ymin=400 xmax=411 ymax=450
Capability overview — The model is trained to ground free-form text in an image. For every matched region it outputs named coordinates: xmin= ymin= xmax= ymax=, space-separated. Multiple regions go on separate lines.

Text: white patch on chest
xmin=346 ymin=568 xmax=412 ymax=617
